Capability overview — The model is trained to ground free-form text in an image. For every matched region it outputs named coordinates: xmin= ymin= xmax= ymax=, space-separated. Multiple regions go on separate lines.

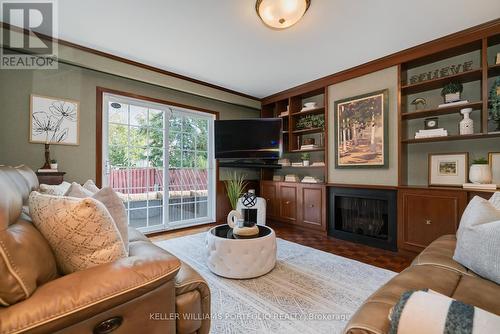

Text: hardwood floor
xmin=149 ymin=222 xmax=415 ymax=273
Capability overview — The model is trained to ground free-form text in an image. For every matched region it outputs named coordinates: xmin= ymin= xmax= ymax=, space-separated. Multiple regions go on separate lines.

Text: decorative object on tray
xmin=415 ymin=128 xmax=448 ymax=139
xmin=300 ymin=144 xmax=319 ymax=150
xmin=272 ymin=175 xmax=284 ymax=181
xmin=232 ymin=190 xmax=260 ymax=236
xmin=441 ymin=82 xmax=463 ymax=104
xmin=277 ymin=158 xmax=290 ymax=166
xmin=459 ymin=107 xmax=474 ymax=135
xmin=301 ymin=152 xmax=310 ymax=166
xmin=334 ymin=89 xmax=389 ymax=168
xmin=489 ymin=77 xmax=500 ymax=132
xmin=300 ymin=102 xmax=318 ymax=111
xmin=408 ymin=61 xmax=473 ymax=84
xmin=490 ymin=152 xmax=500 ymax=187
xmin=469 ymin=157 xmax=492 ymax=185
xmin=410 ymin=97 xmax=427 ymax=110
xmin=224 ymin=173 xmax=247 ymax=227
xmin=424 ymin=117 xmax=439 ymax=130
xmin=301 ymin=176 xmax=321 ymax=183
xmin=438 ymin=100 xmax=469 ymax=108
xmin=30 ymin=94 xmax=79 ymax=145
xmin=284 ymin=174 xmax=300 ymax=182
xmin=428 ymin=152 xmax=468 ymax=187
xmin=49 ymin=159 xmax=58 ymax=170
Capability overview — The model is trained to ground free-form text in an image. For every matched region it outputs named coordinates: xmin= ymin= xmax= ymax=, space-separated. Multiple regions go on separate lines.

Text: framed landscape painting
xmin=334 ymin=89 xmax=389 ymax=168
xmin=29 ymin=94 xmax=80 ymax=145
xmin=428 ymin=152 xmax=468 ymax=187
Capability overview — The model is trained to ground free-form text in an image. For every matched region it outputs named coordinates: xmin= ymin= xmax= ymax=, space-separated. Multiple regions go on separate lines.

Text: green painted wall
xmin=0 ymin=62 xmax=259 ymax=183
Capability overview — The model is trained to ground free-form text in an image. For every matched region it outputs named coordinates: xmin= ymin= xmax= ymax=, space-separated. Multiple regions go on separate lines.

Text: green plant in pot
xmin=469 ymin=158 xmax=492 ymax=184
xmin=301 ymin=153 xmax=311 ymax=166
xmin=489 ymin=77 xmax=500 ymax=131
xmin=224 ymin=172 xmax=247 ymax=226
xmin=441 ymin=82 xmax=463 ymax=103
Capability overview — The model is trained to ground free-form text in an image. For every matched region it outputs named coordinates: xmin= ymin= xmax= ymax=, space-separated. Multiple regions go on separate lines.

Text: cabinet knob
xmin=308 ymin=204 xmax=314 ymax=208
xmin=425 ymin=219 xmax=432 ymax=225
xmin=285 ymin=201 xmax=290 ymax=205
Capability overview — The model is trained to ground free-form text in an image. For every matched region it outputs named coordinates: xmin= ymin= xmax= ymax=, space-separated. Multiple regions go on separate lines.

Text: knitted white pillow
xmin=39 ymin=181 xmax=71 ymax=196
xmin=453 ymin=196 xmax=500 ymax=284
xmin=489 ymin=192 xmax=500 ymax=210
xmin=83 ymin=179 xmax=100 ymax=193
xmin=28 ymin=191 xmax=127 ymax=274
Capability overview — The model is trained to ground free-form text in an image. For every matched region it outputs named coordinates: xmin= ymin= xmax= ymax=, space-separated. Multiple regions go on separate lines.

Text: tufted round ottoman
xmin=205 ymin=224 xmax=277 ymax=279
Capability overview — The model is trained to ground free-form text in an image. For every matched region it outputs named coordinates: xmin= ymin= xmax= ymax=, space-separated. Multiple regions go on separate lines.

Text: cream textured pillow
xmin=83 ymin=179 xmax=100 ymax=193
xmin=65 ymin=183 xmax=129 ymax=252
xmin=453 ymin=196 xmax=500 ymax=284
xmin=28 ymin=191 xmax=127 ymax=274
xmin=490 ymin=192 xmax=500 ymax=210
xmin=39 ymin=181 xmax=71 ymax=196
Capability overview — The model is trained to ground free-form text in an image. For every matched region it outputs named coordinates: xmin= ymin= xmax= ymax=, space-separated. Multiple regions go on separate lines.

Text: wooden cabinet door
xmin=279 ymin=184 xmax=298 ymax=222
xmin=299 ymin=185 xmax=326 ymax=231
xmin=261 ymin=181 xmax=279 ymax=219
xmin=398 ymin=188 xmax=467 ymax=252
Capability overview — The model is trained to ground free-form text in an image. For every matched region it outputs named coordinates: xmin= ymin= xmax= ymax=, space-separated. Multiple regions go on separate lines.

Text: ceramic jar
xmin=459 ymin=108 xmax=474 ymax=135
xmin=469 ymin=164 xmax=492 ymax=184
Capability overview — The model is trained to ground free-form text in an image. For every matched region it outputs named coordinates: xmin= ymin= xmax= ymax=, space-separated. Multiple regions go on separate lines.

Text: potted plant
xmin=441 ymin=82 xmax=463 ymax=103
xmin=469 ymin=158 xmax=492 ymax=184
xmin=224 ymin=172 xmax=247 ymax=225
xmin=50 ymin=159 xmax=58 ymax=170
xmin=301 ymin=153 xmax=311 ymax=166
xmin=488 ymin=77 xmax=500 ymax=132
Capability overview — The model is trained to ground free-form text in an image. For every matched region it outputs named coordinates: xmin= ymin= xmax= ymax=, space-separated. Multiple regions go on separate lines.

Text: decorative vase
xmin=303 ymin=160 xmax=310 ymax=166
xmin=50 ymin=163 xmax=58 ymax=170
xmin=227 ymin=210 xmax=241 ymax=227
xmin=469 ymin=164 xmax=492 ymax=184
xmin=459 ymin=108 xmax=474 ymax=135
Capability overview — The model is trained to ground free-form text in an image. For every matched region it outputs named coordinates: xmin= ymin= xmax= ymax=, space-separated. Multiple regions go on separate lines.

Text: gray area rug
xmin=155 ymin=232 xmax=395 ymax=334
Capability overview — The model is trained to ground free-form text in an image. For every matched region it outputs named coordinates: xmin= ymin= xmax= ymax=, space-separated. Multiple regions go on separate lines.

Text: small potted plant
xmin=301 ymin=153 xmax=311 ymax=166
xmin=441 ymin=82 xmax=463 ymax=104
xmin=469 ymin=158 xmax=492 ymax=184
xmin=50 ymin=159 xmax=58 ymax=170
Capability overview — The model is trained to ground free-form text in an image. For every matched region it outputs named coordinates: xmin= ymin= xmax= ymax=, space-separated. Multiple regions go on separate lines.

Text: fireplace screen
xmin=334 ymin=196 xmax=388 ymax=240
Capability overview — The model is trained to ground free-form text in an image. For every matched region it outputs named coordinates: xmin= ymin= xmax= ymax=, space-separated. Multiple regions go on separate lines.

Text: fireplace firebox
xmin=328 ymin=187 xmax=397 ymax=251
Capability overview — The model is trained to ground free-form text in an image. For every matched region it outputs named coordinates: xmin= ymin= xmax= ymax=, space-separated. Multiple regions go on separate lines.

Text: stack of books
xmin=438 ymin=100 xmax=469 ymax=108
xmin=291 ymin=162 xmax=304 ymax=167
xmin=300 ymin=144 xmax=319 ymax=150
xmin=284 ymin=174 xmax=300 ymax=182
xmin=278 ymin=158 xmax=290 ymax=166
xmin=415 ymin=128 xmax=448 ymax=139
xmin=301 ymin=176 xmax=321 ymax=183
xmin=272 ymin=175 xmax=284 ymax=182
xmin=462 ymin=183 xmax=497 ymax=190
xmin=311 ymin=161 xmax=325 ymax=167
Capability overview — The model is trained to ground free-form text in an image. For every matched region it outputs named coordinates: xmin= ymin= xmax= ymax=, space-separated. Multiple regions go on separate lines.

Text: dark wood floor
xmin=149 ymin=222 xmax=415 ymax=273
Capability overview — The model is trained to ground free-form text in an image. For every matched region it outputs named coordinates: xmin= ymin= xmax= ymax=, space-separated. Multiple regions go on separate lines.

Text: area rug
xmin=155 ymin=233 xmax=395 ymax=334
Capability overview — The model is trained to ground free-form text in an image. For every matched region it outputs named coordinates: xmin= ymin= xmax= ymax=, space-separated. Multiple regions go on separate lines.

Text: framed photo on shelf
xmin=489 ymin=152 xmax=500 ymax=188
xmin=333 ymin=89 xmax=389 ymax=168
xmin=30 ymin=94 xmax=80 ymax=145
xmin=428 ymin=153 xmax=468 ymax=187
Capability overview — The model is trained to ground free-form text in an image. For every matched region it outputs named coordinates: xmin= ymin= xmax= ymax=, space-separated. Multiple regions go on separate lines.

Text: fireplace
xmin=328 ymin=187 xmax=397 ymax=251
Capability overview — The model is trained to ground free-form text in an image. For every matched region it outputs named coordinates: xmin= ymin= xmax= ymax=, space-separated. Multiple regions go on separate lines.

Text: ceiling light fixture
xmin=255 ymin=0 xmax=311 ymax=29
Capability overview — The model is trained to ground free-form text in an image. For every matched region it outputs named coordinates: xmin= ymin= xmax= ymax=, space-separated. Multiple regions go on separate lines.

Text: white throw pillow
xmin=83 ymin=179 xmax=100 ymax=193
xmin=453 ymin=196 xmax=500 ymax=284
xmin=39 ymin=181 xmax=71 ymax=196
xmin=489 ymin=192 xmax=500 ymax=210
xmin=65 ymin=183 xmax=129 ymax=252
xmin=28 ymin=191 xmax=127 ymax=274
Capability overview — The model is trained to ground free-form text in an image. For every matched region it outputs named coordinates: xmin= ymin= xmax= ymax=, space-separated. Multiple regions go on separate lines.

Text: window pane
xmin=128 ymin=208 xmax=148 ymax=229
xmin=149 ymin=109 xmax=164 ymax=129
xmin=196 ymin=201 xmax=208 ymax=218
xmin=108 ymin=124 xmax=128 ymax=147
xmin=182 ymin=151 xmax=195 ymax=168
xmin=182 ymin=132 xmax=195 ymax=150
xmin=149 ymin=148 xmax=164 ymax=168
xmin=109 ymin=102 xmax=128 ymax=124
xmin=129 ymin=105 xmax=147 ymax=126
xmin=182 ymin=203 xmax=195 ymax=220
xmin=129 ymin=126 xmax=147 ymax=147
xmin=195 ymin=152 xmax=208 ymax=169
xmin=169 ymin=115 xmax=182 ymax=132
xmin=148 ymin=128 xmax=163 ymax=148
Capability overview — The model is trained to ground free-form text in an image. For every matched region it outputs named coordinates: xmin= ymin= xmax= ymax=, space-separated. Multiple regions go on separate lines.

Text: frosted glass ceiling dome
xmin=256 ymin=0 xmax=311 ymax=29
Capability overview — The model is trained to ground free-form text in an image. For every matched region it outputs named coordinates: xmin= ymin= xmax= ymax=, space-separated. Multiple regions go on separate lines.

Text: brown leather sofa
xmin=0 ymin=165 xmax=210 ymax=334
xmin=344 ymin=234 xmax=500 ymax=334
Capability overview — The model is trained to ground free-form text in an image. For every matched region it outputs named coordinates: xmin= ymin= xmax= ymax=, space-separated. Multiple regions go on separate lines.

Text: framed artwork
xmin=428 ymin=153 xmax=468 ymax=187
xmin=489 ymin=152 xmax=500 ymax=187
xmin=334 ymin=89 xmax=389 ymax=168
xmin=29 ymin=94 xmax=80 ymax=145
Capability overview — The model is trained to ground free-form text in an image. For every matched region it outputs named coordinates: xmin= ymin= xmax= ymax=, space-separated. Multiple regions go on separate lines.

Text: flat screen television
xmin=215 ymin=118 xmax=282 ymax=159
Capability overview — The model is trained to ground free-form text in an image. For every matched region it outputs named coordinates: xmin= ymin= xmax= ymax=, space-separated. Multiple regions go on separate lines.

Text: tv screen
xmin=215 ymin=118 xmax=282 ymax=159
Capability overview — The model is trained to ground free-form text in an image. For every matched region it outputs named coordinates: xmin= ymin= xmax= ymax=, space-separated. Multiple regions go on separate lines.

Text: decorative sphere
xmin=242 ymin=192 xmax=257 ymax=208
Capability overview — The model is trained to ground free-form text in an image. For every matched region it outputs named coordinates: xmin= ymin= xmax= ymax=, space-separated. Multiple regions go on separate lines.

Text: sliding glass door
xmin=101 ymin=93 xmax=215 ymax=233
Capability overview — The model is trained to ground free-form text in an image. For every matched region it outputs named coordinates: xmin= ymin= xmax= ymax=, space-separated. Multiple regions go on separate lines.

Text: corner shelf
xmin=292 ymin=127 xmax=324 ymax=135
xmin=488 ymin=63 xmax=500 ymax=77
xmin=401 ymin=69 xmax=482 ymax=94
xmin=401 ymin=132 xmax=500 ymax=144
xmin=291 ymin=107 xmax=325 ymax=117
xmin=290 ymin=147 xmax=325 ymax=153
xmin=401 ymin=101 xmax=483 ymax=120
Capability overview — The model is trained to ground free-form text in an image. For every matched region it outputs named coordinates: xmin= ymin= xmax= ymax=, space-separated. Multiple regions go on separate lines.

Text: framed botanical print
xmin=428 ymin=153 xmax=468 ymax=187
xmin=30 ymin=94 xmax=80 ymax=145
xmin=334 ymin=89 xmax=389 ymax=168
xmin=489 ymin=152 xmax=500 ymax=188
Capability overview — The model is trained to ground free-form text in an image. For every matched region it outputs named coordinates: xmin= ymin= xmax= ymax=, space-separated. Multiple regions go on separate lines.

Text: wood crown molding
xmin=262 ymin=18 xmax=500 ymax=104
xmin=1 ymin=22 xmax=260 ymax=103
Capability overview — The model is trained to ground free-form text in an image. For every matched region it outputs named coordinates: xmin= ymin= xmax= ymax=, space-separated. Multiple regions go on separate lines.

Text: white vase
xmin=469 ymin=164 xmax=492 ymax=184
xmin=303 ymin=160 xmax=310 ymax=166
xmin=50 ymin=163 xmax=58 ymax=170
xmin=459 ymin=108 xmax=474 ymax=135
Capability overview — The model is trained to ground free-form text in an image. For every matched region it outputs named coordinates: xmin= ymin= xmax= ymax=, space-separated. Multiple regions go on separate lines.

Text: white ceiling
xmin=56 ymin=0 xmax=500 ymax=98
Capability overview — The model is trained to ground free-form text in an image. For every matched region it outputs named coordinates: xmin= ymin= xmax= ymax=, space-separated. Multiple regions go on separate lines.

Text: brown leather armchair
xmin=0 ymin=166 xmax=210 ymax=334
